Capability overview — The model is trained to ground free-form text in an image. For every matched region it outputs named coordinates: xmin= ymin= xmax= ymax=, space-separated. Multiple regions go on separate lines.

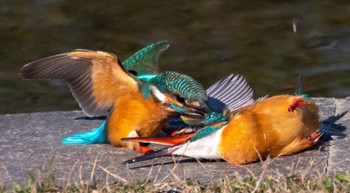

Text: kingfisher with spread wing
xmin=19 ymin=41 xmax=208 ymax=153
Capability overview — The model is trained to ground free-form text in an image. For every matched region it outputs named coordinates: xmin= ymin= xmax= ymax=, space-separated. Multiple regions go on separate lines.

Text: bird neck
xmin=140 ymin=83 xmax=152 ymax=100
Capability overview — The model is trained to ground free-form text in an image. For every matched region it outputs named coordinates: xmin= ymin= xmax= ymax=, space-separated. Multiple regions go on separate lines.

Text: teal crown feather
xmin=151 ymin=71 xmax=207 ymax=101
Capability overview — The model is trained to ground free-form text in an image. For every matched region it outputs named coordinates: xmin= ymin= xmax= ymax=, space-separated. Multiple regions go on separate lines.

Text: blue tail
xmin=62 ymin=122 xmax=109 ymax=144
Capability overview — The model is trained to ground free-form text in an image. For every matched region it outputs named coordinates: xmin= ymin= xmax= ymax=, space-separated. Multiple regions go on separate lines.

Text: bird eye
xmin=176 ymin=95 xmax=185 ymax=103
xmin=128 ymin=70 xmax=138 ymax=76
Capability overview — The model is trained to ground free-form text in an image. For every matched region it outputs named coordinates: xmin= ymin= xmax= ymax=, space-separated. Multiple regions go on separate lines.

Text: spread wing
xmin=122 ymin=40 xmax=170 ymax=75
xmin=19 ymin=50 xmax=139 ymax=116
xmin=206 ymin=74 xmax=254 ymax=112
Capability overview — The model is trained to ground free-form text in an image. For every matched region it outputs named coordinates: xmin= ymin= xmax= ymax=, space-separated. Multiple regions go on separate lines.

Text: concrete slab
xmin=0 ymin=98 xmax=348 ymax=186
xmin=327 ymin=98 xmax=350 ymax=174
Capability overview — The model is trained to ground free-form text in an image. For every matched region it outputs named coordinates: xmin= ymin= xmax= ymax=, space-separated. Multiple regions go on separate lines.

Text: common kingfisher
xmin=123 ymin=74 xmax=321 ymax=165
xmin=19 ymin=42 xmax=208 ymax=153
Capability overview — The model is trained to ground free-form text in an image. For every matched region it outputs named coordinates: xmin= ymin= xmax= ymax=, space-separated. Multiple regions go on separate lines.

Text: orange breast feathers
xmin=106 ymin=90 xmax=174 ymax=150
xmin=218 ymin=95 xmax=320 ymax=165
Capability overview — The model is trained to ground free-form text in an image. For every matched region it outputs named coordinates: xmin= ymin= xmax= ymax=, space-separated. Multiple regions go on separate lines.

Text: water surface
xmin=1 ymin=0 xmax=350 ymax=114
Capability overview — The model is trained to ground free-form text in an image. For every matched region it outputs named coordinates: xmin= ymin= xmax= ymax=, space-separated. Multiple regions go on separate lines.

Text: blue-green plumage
xmin=293 ymin=72 xmax=310 ymax=99
xmin=179 ymin=111 xmax=229 ymax=128
xmin=189 ymin=124 xmax=225 ymax=142
xmin=122 ymin=41 xmax=169 ymax=75
xmin=151 ymin=71 xmax=207 ymax=102
xmin=62 ymin=42 xmax=170 ymax=145
xmin=62 ymin=42 xmax=208 ymax=146
xmin=140 ymin=83 xmax=153 ymax=100
xmin=201 ymin=112 xmax=229 ymax=125
xmin=121 ymin=73 xmax=256 ymax=164
xmin=62 ymin=121 xmax=109 ymax=144
xmin=62 ymin=70 xmax=207 ymax=146
xmin=136 ymin=74 xmax=157 ymax=82
xmin=178 ymin=112 xmax=229 ymax=142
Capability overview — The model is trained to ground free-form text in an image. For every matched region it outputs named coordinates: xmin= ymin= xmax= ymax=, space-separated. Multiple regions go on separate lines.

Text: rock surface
xmin=0 ymin=97 xmax=349 ymax=186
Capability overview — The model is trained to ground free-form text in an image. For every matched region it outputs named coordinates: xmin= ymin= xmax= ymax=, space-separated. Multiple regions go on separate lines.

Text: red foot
xmin=136 ymin=144 xmax=154 ymax=154
xmin=161 ymin=127 xmax=179 ymax=136
xmin=307 ymin=132 xmax=323 ymax=144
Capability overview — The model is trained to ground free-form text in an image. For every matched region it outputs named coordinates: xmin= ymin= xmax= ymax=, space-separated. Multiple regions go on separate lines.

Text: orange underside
xmin=218 ymin=95 xmax=320 ymax=165
xmin=106 ymin=91 xmax=173 ymax=151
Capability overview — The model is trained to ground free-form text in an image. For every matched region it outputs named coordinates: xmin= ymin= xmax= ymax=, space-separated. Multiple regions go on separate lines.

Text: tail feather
xmin=295 ymin=72 xmax=303 ymax=95
xmin=62 ymin=122 xmax=109 ymax=144
xmin=123 ymin=144 xmax=183 ymax=164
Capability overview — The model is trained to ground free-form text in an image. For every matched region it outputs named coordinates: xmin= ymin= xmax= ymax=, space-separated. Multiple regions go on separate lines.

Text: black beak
xmin=181 ymin=101 xmax=209 ymax=118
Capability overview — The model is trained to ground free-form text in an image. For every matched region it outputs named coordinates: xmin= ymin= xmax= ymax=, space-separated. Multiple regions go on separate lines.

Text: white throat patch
xmin=150 ymin=85 xmax=166 ymax=103
xmin=172 ymin=126 xmax=225 ymax=160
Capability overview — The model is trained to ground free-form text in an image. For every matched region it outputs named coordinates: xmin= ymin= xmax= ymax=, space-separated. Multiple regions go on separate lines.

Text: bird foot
xmin=161 ymin=127 xmax=179 ymax=136
xmin=171 ymin=127 xmax=197 ymax=136
xmin=307 ymin=131 xmax=323 ymax=145
xmin=136 ymin=145 xmax=154 ymax=154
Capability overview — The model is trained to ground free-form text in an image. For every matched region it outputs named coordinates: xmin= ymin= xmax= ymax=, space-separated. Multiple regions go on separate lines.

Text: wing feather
xmin=207 ymin=74 xmax=254 ymax=112
xmin=122 ymin=40 xmax=170 ymax=75
xmin=19 ymin=50 xmax=138 ymax=116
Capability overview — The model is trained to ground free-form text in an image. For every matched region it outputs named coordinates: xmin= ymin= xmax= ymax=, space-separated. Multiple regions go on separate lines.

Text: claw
xmin=136 ymin=144 xmax=154 ymax=154
xmin=307 ymin=131 xmax=323 ymax=144
xmin=171 ymin=127 xmax=197 ymax=136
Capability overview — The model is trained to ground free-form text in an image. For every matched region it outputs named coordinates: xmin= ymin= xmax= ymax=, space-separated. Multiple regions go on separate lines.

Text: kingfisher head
xmin=287 ymin=95 xmax=312 ymax=112
xmin=288 ymin=73 xmax=312 ymax=112
xmin=148 ymin=71 xmax=208 ymax=119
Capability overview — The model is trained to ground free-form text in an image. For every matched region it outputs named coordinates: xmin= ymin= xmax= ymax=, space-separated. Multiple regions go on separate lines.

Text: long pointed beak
xmin=188 ymin=101 xmax=209 ymax=114
xmin=288 ymin=98 xmax=311 ymax=112
xmin=180 ymin=101 xmax=209 ymax=119
xmin=123 ymin=144 xmax=183 ymax=164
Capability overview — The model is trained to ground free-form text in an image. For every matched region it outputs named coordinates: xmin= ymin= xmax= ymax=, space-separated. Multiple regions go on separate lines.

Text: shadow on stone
xmin=312 ymin=111 xmax=348 ymax=152
xmin=74 ymin=116 xmax=107 ymax=120
xmin=320 ymin=111 xmax=347 ymax=142
xmin=127 ymin=157 xmax=225 ymax=169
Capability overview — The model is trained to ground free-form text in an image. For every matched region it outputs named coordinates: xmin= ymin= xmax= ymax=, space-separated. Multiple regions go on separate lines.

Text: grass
xmin=2 ymin=169 xmax=350 ymax=193
xmin=2 ymin=155 xmax=350 ymax=192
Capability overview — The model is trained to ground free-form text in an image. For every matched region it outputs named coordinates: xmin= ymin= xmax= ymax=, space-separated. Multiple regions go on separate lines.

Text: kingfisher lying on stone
xmin=123 ymin=74 xmax=322 ymax=164
xmin=19 ymin=41 xmax=209 ymax=153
